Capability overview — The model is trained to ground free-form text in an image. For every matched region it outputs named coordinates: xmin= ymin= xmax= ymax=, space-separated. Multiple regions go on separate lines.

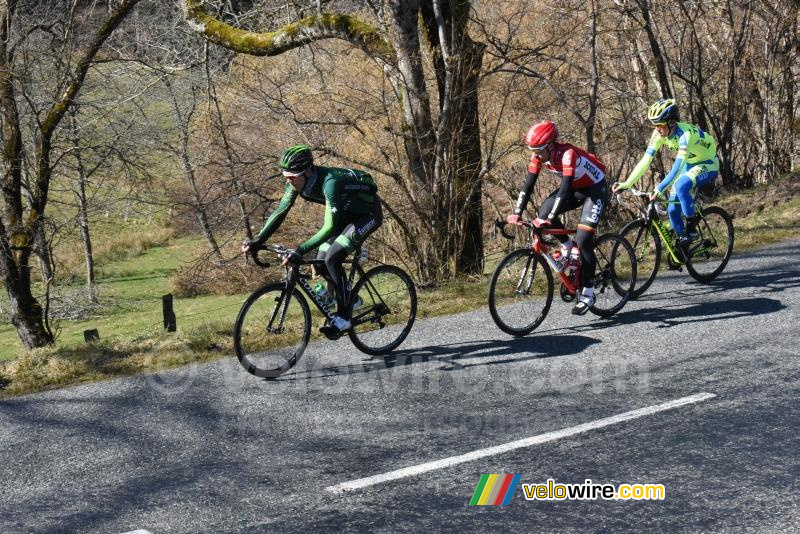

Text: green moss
xmin=185 ymin=2 xmax=395 ymax=63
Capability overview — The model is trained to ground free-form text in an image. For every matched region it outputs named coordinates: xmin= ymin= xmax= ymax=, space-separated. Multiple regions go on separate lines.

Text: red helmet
xmin=525 ymin=121 xmax=558 ymax=149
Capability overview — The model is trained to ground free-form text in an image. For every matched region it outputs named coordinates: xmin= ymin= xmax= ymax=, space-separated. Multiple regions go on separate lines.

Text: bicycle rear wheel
xmin=233 ymin=283 xmax=311 ymax=378
xmin=488 ymin=249 xmax=553 ymax=336
xmin=348 ymin=265 xmax=417 ymax=356
xmin=685 ymin=206 xmax=734 ymax=283
xmin=618 ymin=218 xmax=661 ymax=298
xmin=589 ymin=233 xmax=636 ymax=317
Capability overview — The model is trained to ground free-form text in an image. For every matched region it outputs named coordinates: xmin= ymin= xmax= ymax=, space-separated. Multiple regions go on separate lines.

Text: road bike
xmin=616 ymin=188 xmax=734 ymax=298
xmin=234 ymin=244 xmax=417 ymax=378
xmin=488 ymin=219 xmax=637 ymax=336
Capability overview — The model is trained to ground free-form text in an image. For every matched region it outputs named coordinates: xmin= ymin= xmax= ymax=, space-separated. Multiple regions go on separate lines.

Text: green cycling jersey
xmin=256 ymin=166 xmax=378 ymax=254
xmin=618 ymin=121 xmax=717 ymax=194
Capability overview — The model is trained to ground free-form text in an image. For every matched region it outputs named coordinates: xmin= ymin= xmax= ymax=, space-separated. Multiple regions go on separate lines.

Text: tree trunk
xmin=2 ymin=246 xmax=53 ymax=348
xmin=635 ymin=0 xmax=673 ymax=98
xmin=69 ymin=108 xmax=97 ymax=301
xmin=77 ymin=178 xmax=96 ymax=300
xmin=450 ymin=36 xmax=485 ymax=274
xmin=165 ymin=78 xmax=224 ymax=262
xmin=33 ymin=222 xmax=54 ymax=283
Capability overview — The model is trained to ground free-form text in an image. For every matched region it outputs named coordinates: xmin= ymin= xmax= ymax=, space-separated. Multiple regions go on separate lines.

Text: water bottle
xmin=570 ymin=246 xmax=581 ymax=264
xmin=545 ymin=249 xmax=566 ymax=273
xmin=314 ymin=282 xmax=334 ymax=309
xmin=565 ymin=246 xmax=581 ymax=279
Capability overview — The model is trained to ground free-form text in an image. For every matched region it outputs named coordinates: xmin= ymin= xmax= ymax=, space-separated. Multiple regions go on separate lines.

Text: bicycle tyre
xmin=589 ymin=232 xmax=637 ymax=317
xmin=348 ymin=265 xmax=417 ymax=356
xmin=685 ymin=206 xmax=734 ymax=283
xmin=618 ymin=218 xmax=661 ymax=298
xmin=233 ymin=283 xmax=311 ymax=378
xmin=488 ymin=249 xmax=554 ymax=336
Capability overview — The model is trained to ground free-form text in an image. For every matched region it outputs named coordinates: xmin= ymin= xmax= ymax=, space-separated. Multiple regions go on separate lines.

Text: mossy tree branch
xmin=184 ymin=1 xmax=396 ymax=67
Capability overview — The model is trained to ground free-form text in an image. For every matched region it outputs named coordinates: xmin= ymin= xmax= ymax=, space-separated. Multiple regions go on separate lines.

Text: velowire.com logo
xmin=469 ymin=474 xmax=521 ymax=505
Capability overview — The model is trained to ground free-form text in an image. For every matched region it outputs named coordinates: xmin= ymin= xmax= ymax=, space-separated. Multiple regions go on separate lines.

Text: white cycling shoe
xmin=572 ymin=288 xmax=595 ymax=316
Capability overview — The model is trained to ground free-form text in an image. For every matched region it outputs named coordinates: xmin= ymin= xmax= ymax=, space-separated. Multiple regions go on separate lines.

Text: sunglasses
xmin=528 ymin=145 xmax=549 ymax=154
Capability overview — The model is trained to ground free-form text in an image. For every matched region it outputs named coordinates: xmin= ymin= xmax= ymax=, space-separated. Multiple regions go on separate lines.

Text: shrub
xmin=169 ymin=260 xmax=277 ymax=297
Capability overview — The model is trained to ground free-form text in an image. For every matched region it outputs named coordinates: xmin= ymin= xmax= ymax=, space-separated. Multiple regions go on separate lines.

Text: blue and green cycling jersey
xmin=256 ymin=166 xmax=378 ymax=254
xmin=619 ymin=121 xmax=718 ymax=194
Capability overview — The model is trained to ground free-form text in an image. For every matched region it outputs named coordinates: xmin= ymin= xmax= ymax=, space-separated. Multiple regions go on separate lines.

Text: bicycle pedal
xmin=319 ymin=325 xmax=344 ymax=340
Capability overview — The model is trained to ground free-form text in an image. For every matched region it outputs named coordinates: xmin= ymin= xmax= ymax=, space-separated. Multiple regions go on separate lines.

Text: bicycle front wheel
xmin=233 ymin=283 xmax=311 ymax=378
xmin=589 ymin=233 xmax=637 ymax=317
xmin=348 ymin=265 xmax=417 ymax=356
xmin=488 ymin=249 xmax=554 ymax=336
xmin=685 ymin=206 xmax=734 ymax=283
xmin=619 ymin=218 xmax=661 ymax=298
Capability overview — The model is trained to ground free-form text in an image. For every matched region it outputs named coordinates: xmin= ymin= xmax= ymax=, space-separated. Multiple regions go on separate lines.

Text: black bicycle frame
xmin=283 ymin=257 xmax=365 ymax=321
xmin=640 ymin=201 xmax=707 ymax=264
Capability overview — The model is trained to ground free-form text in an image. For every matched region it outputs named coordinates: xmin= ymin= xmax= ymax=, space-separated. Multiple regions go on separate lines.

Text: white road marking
xmin=326 ymin=392 xmax=716 ymax=494
xmin=120 ymin=530 xmax=153 ymax=534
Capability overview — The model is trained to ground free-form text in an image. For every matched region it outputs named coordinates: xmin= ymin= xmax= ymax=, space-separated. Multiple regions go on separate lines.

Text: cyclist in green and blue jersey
xmin=613 ymin=99 xmax=719 ymax=252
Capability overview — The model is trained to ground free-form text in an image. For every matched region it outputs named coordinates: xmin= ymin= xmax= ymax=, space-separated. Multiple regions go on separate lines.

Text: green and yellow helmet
xmin=279 ymin=144 xmax=314 ymax=174
xmin=647 ymin=99 xmax=679 ymax=124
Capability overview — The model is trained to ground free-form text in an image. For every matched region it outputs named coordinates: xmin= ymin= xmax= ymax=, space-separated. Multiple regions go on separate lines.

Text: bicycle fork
xmin=515 ymin=254 xmax=537 ymax=295
xmin=267 ymin=288 xmax=292 ymax=334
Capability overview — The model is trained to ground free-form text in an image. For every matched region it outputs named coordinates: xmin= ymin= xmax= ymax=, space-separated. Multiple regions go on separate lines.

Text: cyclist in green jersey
xmin=242 ymin=145 xmax=382 ymax=335
xmin=613 ymin=99 xmax=719 ymax=253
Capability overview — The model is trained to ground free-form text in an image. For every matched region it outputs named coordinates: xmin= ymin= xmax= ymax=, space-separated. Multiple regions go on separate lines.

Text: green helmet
xmin=647 ymin=99 xmax=679 ymax=124
xmin=279 ymin=144 xmax=313 ymax=173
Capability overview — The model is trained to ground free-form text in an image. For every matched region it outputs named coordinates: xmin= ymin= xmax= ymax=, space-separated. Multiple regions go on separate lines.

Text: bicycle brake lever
xmin=494 ymin=218 xmax=516 ymax=240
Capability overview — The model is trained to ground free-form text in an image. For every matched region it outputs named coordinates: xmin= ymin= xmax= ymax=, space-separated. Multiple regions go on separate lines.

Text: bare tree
xmin=0 ymin=0 xmax=141 ymax=349
xmin=184 ymin=0 xmax=489 ymax=281
xmin=164 ymin=75 xmax=224 ymax=261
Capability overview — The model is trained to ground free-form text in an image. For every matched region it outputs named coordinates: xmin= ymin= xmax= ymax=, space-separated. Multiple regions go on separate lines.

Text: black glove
xmin=242 ymin=238 xmax=264 ymax=252
xmin=282 ymin=249 xmax=303 ymax=265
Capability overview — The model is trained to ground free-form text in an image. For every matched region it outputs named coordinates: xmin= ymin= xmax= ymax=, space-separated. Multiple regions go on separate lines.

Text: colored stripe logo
xmin=469 ymin=474 xmax=521 ymax=505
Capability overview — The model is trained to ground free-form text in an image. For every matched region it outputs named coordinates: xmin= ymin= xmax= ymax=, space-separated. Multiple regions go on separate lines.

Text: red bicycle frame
xmin=529 ymin=226 xmax=582 ymax=296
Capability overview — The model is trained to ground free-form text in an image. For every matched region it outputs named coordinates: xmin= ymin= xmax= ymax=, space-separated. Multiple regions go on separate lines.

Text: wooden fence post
xmin=83 ymin=329 xmax=99 ymax=343
xmin=162 ymin=294 xmax=177 ymax=332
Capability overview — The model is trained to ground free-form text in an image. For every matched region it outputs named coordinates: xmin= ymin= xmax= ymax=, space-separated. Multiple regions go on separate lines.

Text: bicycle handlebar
xmin=494 ymin=218 xmax=519 ymax=240
xmin=247 ymin=243 xmax=290 ymax=269
xmin=494 ymin=218 xmax=553 ymax=241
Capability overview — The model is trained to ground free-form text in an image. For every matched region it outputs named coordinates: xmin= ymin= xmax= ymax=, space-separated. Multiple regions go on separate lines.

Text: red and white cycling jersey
xmin=528 ymin=142 xmax=606 ymax=188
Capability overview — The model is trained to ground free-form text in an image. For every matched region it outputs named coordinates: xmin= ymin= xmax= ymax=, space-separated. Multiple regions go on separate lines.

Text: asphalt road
xmin=1 ymin=239 xmax=799 ymax=533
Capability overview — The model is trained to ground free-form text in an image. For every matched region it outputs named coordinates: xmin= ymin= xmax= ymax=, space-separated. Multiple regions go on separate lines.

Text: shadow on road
xmin=277 ymin=334 xmax=601 ymax=382
xmin=277 ymin=288 xmax=789 ymax=383
xmin=614 ymin=296 xmax=785 ymax=329
xmin=636 ymin=266 xmax=800 ymax=301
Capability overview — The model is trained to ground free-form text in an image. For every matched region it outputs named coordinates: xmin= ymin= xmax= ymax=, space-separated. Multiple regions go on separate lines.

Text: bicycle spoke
xmin=234 ymin=285 xmax=311 ymax=378
xmin=488 ymin=249 xmax=553 ymax=336
xmin=348 ymin=265 xmax=417 ymax=355
xmin=619 ymin=218 xmax=660 ymax=298
xmin=685 ymin=206 xmax=734 ymax=283
xmin=589 ymin=233 xmax=636 ymax=317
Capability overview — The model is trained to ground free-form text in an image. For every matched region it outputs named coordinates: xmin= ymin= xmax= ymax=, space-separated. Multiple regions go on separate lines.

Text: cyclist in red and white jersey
xmin=507 ymin=121 xmax=609 ymax=315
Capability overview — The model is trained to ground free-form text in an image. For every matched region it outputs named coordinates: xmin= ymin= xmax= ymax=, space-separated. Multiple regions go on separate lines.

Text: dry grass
xmin=56 ymin=226 xmax=175 ymax=281
xmin=0 ymin=321 xmax=232 ymax=398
